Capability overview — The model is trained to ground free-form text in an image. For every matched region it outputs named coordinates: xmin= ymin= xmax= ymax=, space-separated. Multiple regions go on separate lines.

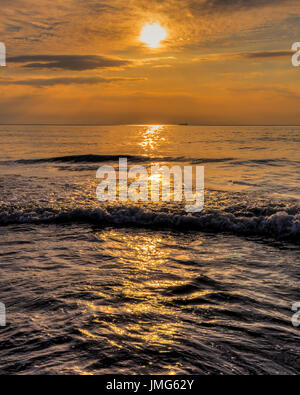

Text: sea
xmin=0 ymin=124 xmax=299 ymax=374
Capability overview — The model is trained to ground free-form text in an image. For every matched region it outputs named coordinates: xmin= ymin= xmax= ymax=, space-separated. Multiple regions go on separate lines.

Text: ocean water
xmin=0 ymin=124 xmax=299 ymax=374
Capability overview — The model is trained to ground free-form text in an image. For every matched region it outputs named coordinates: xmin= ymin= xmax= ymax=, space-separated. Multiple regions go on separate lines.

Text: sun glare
xmin=140 ymin=23 xmax=167 ymax=48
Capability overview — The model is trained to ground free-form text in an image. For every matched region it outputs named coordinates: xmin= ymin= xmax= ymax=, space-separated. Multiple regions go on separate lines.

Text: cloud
xmin=1 ymin=0 xmax=297 ymax=55
xmin=193 ymin=0 xmax=289 ymax=12
xmin=0 ymin=76 xmax=145 ymax=87
xmin=152 ymin=64 xmax=173 ymax=68
xmin=7 ymin=54 xmax=131 ymax=70
xmin=193 ymin=50 xmax=293 ymax=62
xmin=238 ymin=50 xmax=293 ymax=59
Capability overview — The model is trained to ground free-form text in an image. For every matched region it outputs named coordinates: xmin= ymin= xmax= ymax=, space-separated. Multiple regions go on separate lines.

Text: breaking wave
xmin=2 ymin=154 xmax=295 ymax=167
xmin=12 ymin=154 xmax=235 ymax=165
xmin=0 ymin=204 xmax=299 ymax=241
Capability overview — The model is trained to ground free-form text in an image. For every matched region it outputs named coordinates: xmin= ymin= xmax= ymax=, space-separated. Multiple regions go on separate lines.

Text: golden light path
xmin=138 ymin=125 xmax=165 ymax=152
xmin=140 ymin=23 xmax=167 ymax=48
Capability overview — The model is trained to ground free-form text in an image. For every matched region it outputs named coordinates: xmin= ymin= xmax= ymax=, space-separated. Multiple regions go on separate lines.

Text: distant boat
xmin=179 ymin=122 xmax=189 ymax=126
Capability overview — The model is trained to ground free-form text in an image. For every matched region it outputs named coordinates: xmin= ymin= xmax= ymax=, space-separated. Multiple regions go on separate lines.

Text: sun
xmin=140 ymin=23 xmax=167 ymax=48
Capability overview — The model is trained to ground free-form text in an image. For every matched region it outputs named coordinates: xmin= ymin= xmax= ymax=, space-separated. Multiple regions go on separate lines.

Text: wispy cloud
xmin=7 ymin=54 xmax=131 ymax=70
xmin=189 ymin=0 xmax=289 ymax=13
xmin=238 ymin=50 xmax=293 ymax=59
xmin=0 ymin=76 xmax=145 ymax=87
xmin=193 ymin=50 xmax=293 ymax=62
xmin=1 ymin=0 xmax=298 ymax=57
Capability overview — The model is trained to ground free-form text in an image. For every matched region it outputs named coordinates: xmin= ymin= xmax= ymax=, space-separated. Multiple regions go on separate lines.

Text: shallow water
xmin=0 ymin=125 xmax=299 ymax=374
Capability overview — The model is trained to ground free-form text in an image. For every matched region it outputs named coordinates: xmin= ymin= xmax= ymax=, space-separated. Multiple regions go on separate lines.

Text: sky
xmin=1 ymin=0 xmax=300 ymax=124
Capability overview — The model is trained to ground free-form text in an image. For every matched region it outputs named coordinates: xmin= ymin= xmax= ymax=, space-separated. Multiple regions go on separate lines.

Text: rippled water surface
xmin=0 ymin=125 xmax=299 ymax=374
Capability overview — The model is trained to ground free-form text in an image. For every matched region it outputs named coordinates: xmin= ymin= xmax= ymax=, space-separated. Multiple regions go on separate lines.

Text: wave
xmin=12 ymin=154 xmax=235 ymax=165
xmin=15 ymin=154 xmax=150 ymax=164
xmin=2 ymin=154 xmax=295 ymax=167
xmin=231 ymin=158 xmax=300 ymax=167
xmin=0 ymin=205 xmax=299 ymax=241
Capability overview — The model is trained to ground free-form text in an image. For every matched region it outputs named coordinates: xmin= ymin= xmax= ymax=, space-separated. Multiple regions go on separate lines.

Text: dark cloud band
xmin=0 ymin=76 xmax=145 ymax=87
xmin=189 ymin=0 xmax=288 ymax=12
xmin=240 ymin=50 xmax=292 ymax=59
xmin=7 ymin=54 xmax=130 ymax=71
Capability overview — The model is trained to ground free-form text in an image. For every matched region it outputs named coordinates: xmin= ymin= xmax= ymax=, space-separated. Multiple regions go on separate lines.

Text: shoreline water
xmin=0 ymin=124 xmax=299 ymax=374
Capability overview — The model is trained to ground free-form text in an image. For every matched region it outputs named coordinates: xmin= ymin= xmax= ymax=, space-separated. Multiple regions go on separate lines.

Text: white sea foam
xmin=0 ymin=204 xmax=299 ymax=240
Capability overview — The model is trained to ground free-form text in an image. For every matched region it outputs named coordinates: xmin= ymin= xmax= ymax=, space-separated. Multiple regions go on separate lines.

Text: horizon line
xmin=1 ymin=123 xmax=300 ymax=127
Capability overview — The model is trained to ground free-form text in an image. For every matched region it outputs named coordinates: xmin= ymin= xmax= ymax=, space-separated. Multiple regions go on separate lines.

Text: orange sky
xmin=1 ymin=0 xmax=300 ymax=124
